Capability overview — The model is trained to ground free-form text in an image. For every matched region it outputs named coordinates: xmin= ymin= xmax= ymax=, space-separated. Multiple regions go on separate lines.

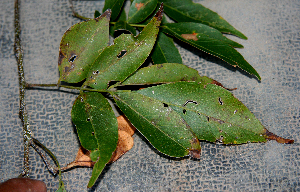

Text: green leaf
xmin=159 ymin=0 xmax=247 ymax=39
xmin=113 ymin=91 xmax=201 ymax=158
xmin=138 ymin=82 xmax=267 ymax=144
xmin=71 ymin=92 xmax=118 ymax=187
xmin=103 ymin=0 xmax=125 ymax=21
xmin=94 ymin=10 xmax=101 ymax=18
xmin=151 ymin=32 xmax=183 ymax=64
xmin=161 ymin=23 xmax=261 ymax=80
xmin=58 ymin=10 xmax=111 ymax=83
xmin=128 ymin=0 xmax=158 ymax=24
xmin=113 ymin=20 xmax=137 ymax=36
xmin=85 ymin=5 xmax=164 ymax=90
xmin=122 ymin=63 xmax=214 ymax=85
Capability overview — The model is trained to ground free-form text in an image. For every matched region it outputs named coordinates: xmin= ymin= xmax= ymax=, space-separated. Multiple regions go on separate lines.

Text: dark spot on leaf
xmin=93 ymin=70 xmax=99 ymax=75
xmin=157 ymin=64 xmax=163 ymax=69
xmin=189 ymin=149 xmax=201 ymax=159
xmin=117 ymin=50 xmax=127 ymax=58
xmin=58 ymin=51 xmax=64 ymax=66
xmin=218 ymin=97 xmax=223 ymax=105
xmin=80 ymin=97 xmax=84 ymax=102
xmin=69 ymin=55 xmax=77 ymax=63
xmin=206 ymin=116 xmax=210 ymax=122
xmin=64 ymin=66 xmax=70 ymax=73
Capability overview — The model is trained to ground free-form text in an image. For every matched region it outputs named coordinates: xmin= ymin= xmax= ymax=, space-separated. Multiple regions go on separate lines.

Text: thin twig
xmin=14 ymin=0 xmax=32 ymax=178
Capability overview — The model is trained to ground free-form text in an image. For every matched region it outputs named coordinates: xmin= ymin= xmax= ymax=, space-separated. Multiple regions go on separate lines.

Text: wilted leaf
xmin=58 ymin=10 xmax=111 ymax=83
xmin=128 ymin=0 xmax=158 ymax=24
xmin=137 ymin=82 xmax=293 ymax=144
xmin=162 ymin=23 xmax=261 ymax=80
xmin=113 ymin=91 xmax=201 ymax=158
xmin=159 ymin=0 xmax=247 ymax=39
xmin=122 ymin=63 xmax=217 ymax=86
xmin=84 ymin=4 xmax=164 ymax=90
xmin=71 ymin=92 xmax=118 ymax=188
xmin=102 ymin=0 xmax=125 ymax=21
xmin=151 ymin=32 xmax=183 ymax=64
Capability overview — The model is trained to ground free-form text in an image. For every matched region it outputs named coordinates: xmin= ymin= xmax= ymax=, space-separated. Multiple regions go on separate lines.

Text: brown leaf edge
xmin=62 ymin=115 xmax=136 ymax=171
xmin=263 ymin=128 xmax=294 ymax=144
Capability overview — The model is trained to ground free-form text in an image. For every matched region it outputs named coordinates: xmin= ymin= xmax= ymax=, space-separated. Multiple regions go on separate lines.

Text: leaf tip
xmin=155 ymin=3 xmax=164 ymax=22
xmin=264 ymin=128 xmax=294 ymax=144
xmin=95 ymin=9 xmax=111 ymax=21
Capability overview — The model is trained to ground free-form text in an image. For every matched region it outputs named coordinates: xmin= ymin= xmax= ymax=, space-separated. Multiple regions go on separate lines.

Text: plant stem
xmin=26 ymin=83 xmax=110 ymax=93
xmin=14 ymin=0 xmax=32 ymax=178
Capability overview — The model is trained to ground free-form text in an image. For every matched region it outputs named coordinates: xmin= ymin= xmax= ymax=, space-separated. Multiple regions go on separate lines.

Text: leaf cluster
xmin=56 ymin=0 xmax=292 ymax=188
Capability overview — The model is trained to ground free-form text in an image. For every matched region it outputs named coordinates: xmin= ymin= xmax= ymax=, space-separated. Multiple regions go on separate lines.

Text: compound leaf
xmin=58 ymin=10 xmax=111 ymax=83
xmin=71 ymin=92 xmax=118 ymax=188
xmin=159 ymin=0 xmax=247 ymax=39
xmin=84 ymin=4 xmax=163 ymax=90
xmin=162 ymin=23 xmax=261 ymax=80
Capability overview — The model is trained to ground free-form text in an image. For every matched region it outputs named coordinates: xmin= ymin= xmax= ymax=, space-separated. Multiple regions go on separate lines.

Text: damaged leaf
xmin=137 ymin=82 xmax=293 ymax=144
xmin=151 ymin=32 xmax=183 ymax=64
xmin=159 ymin=0 xmax=247 ymax=39
xmin=113 ymin=91 xmax=201 ymax=158
xmin=128 ymin=0 xmax=158 ymax=24
xmin=84 ymin=4 xmax=164 ymax=90
xmin=162 ymin=23 xmax=261 ymax=80
xmin=71 ymin=92 xmax=118 ymax=188
xmin=58 ymin=10 xmax=111 ymax=83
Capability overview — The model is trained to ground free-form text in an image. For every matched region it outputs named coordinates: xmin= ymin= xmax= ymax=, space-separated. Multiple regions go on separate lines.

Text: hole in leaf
xmin=218 ymin=97 xmax=223 ymax=105
xmin=183 ymin=109 xmax=187 ymax=114
xmin=93 ymin=70 xmax=99 ymax=75
xmin=87 ymin=118 xmax=90 ymax=122
xmin=206 ymin=116 xmax=210 ymax=122
xmin=117 ymin=50 xmax=127 ymax=58
xmin=183 ymin=100 xmax=198 ymax=107
xmin=163 ymin=103 xmax=168 ymax=107
xmin=91 ymin=132 xmax=95 ymax=136
xmin=69 ymin=55 xmax=77 ymax=62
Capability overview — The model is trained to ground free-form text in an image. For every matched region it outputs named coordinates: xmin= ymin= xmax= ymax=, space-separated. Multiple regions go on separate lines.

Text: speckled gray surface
xmin=0 ymin=0 xmax=299 ymax=191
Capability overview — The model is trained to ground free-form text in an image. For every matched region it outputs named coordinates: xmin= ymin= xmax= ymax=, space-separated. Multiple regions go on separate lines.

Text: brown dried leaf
xmin=64 ymin=115 xmax=136 ymax=170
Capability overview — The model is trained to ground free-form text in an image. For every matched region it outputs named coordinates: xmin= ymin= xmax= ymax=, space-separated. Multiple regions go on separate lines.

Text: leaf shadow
xmin=173 ymin=38 xmax=259 ymax=81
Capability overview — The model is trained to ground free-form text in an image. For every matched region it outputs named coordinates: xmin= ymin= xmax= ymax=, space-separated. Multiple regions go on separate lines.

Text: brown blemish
xmin=135 ymin=3 xmax=144 ymax=11
xmin=154 ymin=3 xmax=164 ymax=22
xmin=58 ymin=50 xmax=65 ymax=66
xmin=264 ymin=128 xmax=294 ymax=144
xmin=211 ymin=80 xmax=237 ymax=90
xmin=95 ymin=9 xmax=111 ymax=22
xmin=189 ymin=138 xmax=201 ymax=159
xmin=181 ymin=34 xmax=198 ymax=41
